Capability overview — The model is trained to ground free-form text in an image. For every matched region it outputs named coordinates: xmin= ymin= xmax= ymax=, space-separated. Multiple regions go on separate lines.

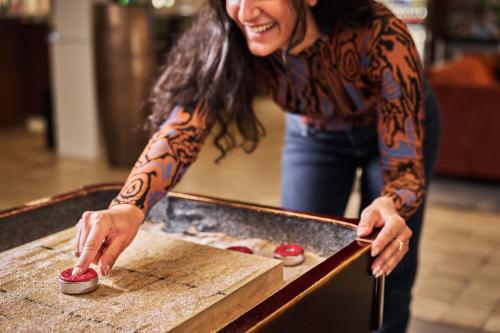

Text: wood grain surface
xmin=0 ymin=228 xmax=283 ymax=332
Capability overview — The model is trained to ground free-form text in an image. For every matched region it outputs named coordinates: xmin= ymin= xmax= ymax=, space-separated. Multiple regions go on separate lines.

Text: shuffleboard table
xmin=0 ymin=184 xmax=384 ymax=332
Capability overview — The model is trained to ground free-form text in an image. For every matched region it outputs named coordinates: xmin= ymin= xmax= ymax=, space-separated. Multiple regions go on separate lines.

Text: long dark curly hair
xmin=148 ymin=0 xmax=374 ymax=161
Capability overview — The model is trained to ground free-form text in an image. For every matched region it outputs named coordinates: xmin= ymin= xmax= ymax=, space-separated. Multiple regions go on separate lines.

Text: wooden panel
xmin=0 ymin=19 xmax=27 ymax=126
xmin=0 ymin=228 xmax=283 ymax=332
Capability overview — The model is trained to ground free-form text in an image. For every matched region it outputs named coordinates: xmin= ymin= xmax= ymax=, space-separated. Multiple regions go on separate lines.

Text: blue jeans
xmin=281 ymin=81 xmax=441 ymax=333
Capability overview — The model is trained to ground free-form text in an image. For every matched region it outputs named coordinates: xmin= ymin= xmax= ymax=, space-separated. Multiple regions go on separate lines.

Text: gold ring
xmin=396 ymin=238 xmax=404 ymax=251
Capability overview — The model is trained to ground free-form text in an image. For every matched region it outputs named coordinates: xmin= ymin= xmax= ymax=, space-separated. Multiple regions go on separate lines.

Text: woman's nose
xmin=237 ymin=0 xmax=261 ymax=23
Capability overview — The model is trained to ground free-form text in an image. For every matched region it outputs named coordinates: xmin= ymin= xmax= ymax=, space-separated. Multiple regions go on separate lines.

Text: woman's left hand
xmin=357 ymin=196 xmax=413 ymax=278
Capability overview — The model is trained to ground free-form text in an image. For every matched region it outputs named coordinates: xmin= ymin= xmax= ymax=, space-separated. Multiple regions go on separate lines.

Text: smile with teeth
xmin=249 ymin=22 xmax=276 ymax=33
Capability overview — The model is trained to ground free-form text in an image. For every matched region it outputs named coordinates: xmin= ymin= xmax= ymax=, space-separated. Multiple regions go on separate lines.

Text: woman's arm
xmin=368 ymin=14 xmax=426 ymax=219
xmin=110 ymin=104 xmax=214 ymax=215
xmin=72 ymin=104 xmax=214 ymax=276
xmin=358 ymin=12 xmax=425 ymax=276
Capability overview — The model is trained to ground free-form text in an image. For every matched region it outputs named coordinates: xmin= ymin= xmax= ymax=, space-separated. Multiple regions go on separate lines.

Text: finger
xmin=92 ymin=242 xmax=106 ymax=265
xmin=92 ymin=237 xmax=111 ymax=265
xmin=92 ymin=255 xmax=101 ymax=266
xmin=78 ymin=212 xmax=93 ymax=255
xmin=73 ymin=217 xmax=110 ymax=276
xmin=372 ymin=225 xmax=412 ymax=274
xmin=381 ymin=245 xmax=409 ymax=277
xmin=78 ymin=221 xmax=92 ymax=256
xmin=357 ymin=209 xmax=381 ymax=237
xmin=98 ymin=236 xmax=127 ymax=276
xmin=371 ymin=236 xmax=408 ymax=274
xmin=371 ymin=216 xmax=405 ymax=257
xmin=74 ymin=220 xmax=82 ymax=257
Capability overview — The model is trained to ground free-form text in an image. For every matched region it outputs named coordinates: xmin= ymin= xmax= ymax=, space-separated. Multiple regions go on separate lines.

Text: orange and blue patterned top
xmin=111 ymin=3 xmax=425 ymax=219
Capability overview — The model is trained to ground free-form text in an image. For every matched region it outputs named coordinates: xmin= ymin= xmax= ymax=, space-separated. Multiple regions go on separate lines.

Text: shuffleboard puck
xmin=273 ymin=244 xmax=305 ymax=266
xmin=58 ymin=267 xmax=99 ymax=295
xmin=226 ymin=246 xmax=253 ymax=254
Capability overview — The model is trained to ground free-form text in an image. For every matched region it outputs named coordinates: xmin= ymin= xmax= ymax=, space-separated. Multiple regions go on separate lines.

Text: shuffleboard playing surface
xmin=0 ymin=228 xmax=283 ymax=332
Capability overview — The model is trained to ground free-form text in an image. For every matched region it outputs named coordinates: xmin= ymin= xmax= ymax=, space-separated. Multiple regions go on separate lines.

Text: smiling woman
xmin=71 ymin=1 xmax=441 ymax=333
xmin=225 ymin=0 xmax=304 ymax=56
xmin=144 ymin=0 xmax=374 ymax=161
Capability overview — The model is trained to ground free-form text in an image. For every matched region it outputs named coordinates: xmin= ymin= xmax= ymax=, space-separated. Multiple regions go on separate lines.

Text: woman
xmin=72 ymin=0 xmax=440 ymax=332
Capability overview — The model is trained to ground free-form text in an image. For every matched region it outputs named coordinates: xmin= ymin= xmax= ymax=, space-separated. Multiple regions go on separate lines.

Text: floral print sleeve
xmin=367 ymin=13 xmax=426 ymax=218
xmin=110 ymin=104 xmax=214 ymax=215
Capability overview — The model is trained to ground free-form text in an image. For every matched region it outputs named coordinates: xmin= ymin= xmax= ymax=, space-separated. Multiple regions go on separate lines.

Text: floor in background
xmin=412 ymin=205 xmax=500 ymax=332
xmin=0 ymin=127 xmax=129 ymax=209
xmin=429 ymin=177 xmax=500 ymax=214
xmin=1 ymin=98 xmax=500 ymax=333
xmin=408 ymin=318 xmax=482 ymax=333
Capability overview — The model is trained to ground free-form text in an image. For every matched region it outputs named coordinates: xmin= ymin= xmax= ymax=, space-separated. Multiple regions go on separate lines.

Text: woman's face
xmin=226 ymin=0 xmax=316 ymax=57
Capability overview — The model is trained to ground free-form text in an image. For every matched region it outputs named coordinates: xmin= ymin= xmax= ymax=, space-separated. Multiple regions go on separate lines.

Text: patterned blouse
xmin=110 ymin=3 xmax=425 ymax=219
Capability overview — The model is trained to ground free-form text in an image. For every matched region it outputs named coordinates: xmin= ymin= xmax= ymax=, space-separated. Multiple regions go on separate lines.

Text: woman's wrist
xmin=109 ymin=203 xmax=145 ymax=225
xmin=376 ymin=195 xmax=397 ymax=211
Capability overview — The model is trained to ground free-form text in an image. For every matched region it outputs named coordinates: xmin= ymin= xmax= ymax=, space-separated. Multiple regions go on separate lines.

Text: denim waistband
xmin=285 ymin=113 xmax=379 ymax=158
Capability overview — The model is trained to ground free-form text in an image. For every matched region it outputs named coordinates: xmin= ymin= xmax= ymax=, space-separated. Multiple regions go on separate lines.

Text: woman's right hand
xmin=72 ymin=204 xmax=144 ymax=276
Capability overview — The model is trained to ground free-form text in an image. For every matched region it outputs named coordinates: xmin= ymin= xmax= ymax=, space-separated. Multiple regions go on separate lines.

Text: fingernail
xmin=372 ymin=266 xmax=381 ymax=277
xmin=375 ymin=269 xmax=384 ymax=278
xmin=102 ymin=264 xmax=110 ymax=276
xmin=72 ymin=267 xmax=83 ymax=276
xmin=371 ymin=247 xmax=380 ymax=257
xmin=357 ymin=227 xmax=365 ymax=236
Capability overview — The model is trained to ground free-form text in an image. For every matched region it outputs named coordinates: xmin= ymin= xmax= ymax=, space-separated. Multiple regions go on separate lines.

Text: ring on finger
xmin=395 ymin=237 xmax=404 ymax=251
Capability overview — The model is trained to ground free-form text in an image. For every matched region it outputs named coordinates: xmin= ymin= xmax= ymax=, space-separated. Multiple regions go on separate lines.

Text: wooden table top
xmin=0 ymin=228 xmax=283 ymax=332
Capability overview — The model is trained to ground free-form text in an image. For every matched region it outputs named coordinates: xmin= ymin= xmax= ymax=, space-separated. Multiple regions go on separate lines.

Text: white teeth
xmin=249 ymin=23 xmax=275 ymax=33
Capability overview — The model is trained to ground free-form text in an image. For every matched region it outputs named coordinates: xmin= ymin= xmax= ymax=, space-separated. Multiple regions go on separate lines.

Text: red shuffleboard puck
xmin=273 ymin=243 xmax=305 ymax=266
xmin=226 ymin=246 xmax=253 ymax=254
xmin=58 ymin=267 xmax=99 ymax=295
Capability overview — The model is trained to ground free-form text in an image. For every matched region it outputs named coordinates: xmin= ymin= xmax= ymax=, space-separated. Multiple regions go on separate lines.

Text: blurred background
xmin=0 ymin=0 xmax=499 ymax=332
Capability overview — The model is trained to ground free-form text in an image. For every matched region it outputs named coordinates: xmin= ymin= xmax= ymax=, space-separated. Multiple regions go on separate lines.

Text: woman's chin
xmin=247 ymin=43 xmax=279 ymax=57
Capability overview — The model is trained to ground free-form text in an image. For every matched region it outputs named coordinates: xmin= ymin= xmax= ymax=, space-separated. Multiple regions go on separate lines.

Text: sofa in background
xmin=427 ymin=53 xmax=500 ymax=181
